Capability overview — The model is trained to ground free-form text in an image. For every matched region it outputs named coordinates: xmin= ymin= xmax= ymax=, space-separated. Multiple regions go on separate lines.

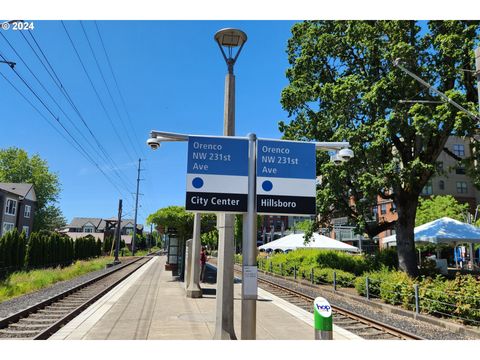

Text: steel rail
xmin=0 ymin=256 xmax=151 ymax=339
xmin=256 ymin=274 xmax=424 ymax=340
xmin=218 ymin=260 xmax=425 ymax=340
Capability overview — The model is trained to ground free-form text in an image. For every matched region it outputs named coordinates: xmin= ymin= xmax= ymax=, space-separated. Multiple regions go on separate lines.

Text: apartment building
xmin=0 ymin=183 xmax=36 ymax=237
xmin=330 ymin=136 xmax=480 ymax=249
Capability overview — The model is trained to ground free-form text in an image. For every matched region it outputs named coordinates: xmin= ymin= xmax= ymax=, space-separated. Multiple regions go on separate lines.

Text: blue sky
xmin=1 ymin=20 xmax=298 ymax=227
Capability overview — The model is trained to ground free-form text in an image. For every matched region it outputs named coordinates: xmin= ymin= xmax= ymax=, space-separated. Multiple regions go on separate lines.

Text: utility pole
xmin=114 ymin=199 xmax=122 ymax=264
xmin=132 ymin=158 xmax=143 ymax=256
xmin=475 ymin=47 xmax=480 ymax=115
xmin=150 ymin=223 xmax=153 ymax=251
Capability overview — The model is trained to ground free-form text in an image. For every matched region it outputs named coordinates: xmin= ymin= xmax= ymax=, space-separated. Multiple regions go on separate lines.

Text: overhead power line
xmin=80 ymin=21 xmax=143 ymax=160
xmin=94 ymin=21 xmax=146 ymax=158
xmin=17 ymin=30 xmax=135 ymax=191
xmin=0 ymin=51 xmax=132 ymax=203
xmin=61 ymin=21 xmax=137 ymax=163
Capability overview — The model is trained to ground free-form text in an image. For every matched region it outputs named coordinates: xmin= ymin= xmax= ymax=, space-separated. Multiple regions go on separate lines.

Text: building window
xmin=83 ymin=226 xmax=94 ymax=233
xmin=453 ymin=144 xmax=465 ymax=157
xmin=22 ymin=226 xmax=29 ymax=237
xmin=24 ymin=205 xmax=31 ymax=218
xmin=439 ymin=180 xmax=445 ymax=190
xmin=2 ymin=222 xmax=15 ymax=234
xmin=421 ymin=180 xmax=433 ymax=195
xmin=5 ymin=198 xmax=17 ymax=216
xmin=455 ymin=165 xmax=466 ymax=175
xmin=456 ymin=181 xmax=468 ymax=194
xmin=380 ymin=203 xmax=387 ymax=215
xmin=437 ymin=161 xmax=443 ymax=171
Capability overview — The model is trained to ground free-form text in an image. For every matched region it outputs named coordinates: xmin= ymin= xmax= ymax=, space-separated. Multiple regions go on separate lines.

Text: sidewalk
xmin=51 ymin=256 xmax=361 ymax=340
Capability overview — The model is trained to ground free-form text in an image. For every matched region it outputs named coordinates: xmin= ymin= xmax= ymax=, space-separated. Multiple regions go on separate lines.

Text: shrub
xmin=312 ymin=268 xmax=356 ymax=287
xmin=259 ymin=249 xmax=371 ymax=276
xmin=370 ymin=248 xmax=399 ymax=270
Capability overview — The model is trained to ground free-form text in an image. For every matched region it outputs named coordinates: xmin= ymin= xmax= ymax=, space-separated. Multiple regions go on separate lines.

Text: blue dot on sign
xmin=192 ymin=177 xmax=204 ymax=189
xmin=262 ymin=180 xmax=273 ymax=192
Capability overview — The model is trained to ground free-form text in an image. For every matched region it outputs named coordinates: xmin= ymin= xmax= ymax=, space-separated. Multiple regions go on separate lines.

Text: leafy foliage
xmin=147 ymin=206 xmax=216 ymax=240
xmin=0 ymin=147 xmax=65 ymax=231
xmin=201 ymin=228 xmax=218 ymax=250
xmin=416 ymin=195 xmax=469 ymax=226
xmin=280 ymin=21 xmax=480 ymax=276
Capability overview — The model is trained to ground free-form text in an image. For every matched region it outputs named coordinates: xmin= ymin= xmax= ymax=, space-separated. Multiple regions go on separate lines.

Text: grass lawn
xmin=0 ymin=257 xmax=113 ymax=303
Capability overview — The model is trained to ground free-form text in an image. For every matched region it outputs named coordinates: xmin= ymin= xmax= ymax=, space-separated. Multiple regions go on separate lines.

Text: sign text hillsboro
xmin=256 ymin=139 xmax=316 ymax=215
xmin=185 ymin=136 xmax=248 ymax=213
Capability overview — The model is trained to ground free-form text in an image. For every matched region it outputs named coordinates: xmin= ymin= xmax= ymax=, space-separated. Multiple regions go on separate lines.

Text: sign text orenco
xmin=185 ymin=136 xmax=248 ymax=213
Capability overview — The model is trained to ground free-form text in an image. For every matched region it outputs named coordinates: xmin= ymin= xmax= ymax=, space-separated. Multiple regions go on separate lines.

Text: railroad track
xmin=256 ymin=274 xmax=423 ymax=340
xmin=223 ymin=262 xmax=424 ymax=340
xmin=0 ymin=257 xmax=152 ymax=340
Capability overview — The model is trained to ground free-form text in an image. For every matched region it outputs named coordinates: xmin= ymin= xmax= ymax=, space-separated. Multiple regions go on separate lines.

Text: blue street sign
xmin=186 ymin=136 xmax=248 ymax=213
xmin=256 ymin=139 xmax=316 ymax=215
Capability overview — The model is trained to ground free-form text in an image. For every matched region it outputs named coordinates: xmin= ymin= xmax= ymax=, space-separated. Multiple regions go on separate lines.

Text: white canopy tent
xmin=258 ymin=233 xmax=360 ymax=253
xmin=383 ymin=217 xmax=480 ymax=246
xmin=382 ymin=217 xmax=480 ymax=270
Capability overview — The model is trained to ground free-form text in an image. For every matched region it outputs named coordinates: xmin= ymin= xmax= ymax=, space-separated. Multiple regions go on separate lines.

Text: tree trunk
xmin=395 ymin=193 xmax=419 ymax=277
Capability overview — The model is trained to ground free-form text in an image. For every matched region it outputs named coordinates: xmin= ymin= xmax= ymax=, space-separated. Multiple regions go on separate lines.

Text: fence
xmin=255 ymin=258 xmax=480 ymax=326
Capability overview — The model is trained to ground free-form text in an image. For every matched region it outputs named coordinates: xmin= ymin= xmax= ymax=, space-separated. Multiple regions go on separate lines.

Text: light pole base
xmin=186 ymin=286 xmax=202 ymax=298
xmin=213 ymin=328 xmax=237 ymax=340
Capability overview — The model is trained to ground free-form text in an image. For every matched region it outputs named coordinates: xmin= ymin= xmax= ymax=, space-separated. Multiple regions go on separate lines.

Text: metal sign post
xmin=241 ymin=133 xmax=258 ymax=340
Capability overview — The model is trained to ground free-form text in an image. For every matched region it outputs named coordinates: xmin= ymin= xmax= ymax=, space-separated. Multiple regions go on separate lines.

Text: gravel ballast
xmin=0 ymin=258 xmax=138 ymax=321
xmin=209 ymin=260 xmax=478 ymax=340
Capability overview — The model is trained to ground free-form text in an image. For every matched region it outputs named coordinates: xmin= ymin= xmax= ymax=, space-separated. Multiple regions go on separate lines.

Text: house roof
xmin=68 ymin=217 xmax=103 ymax=228
xmin=0 ymin=183 xmax=36 ymax=201
xmin=68 ymin=217 xmax=143 ymax=230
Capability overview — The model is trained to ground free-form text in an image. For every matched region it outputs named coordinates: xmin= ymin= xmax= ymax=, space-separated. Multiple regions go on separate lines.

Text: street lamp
xmin=214 ymin=28 xmax=247 ymax=75
xmin=213 ymin=27 xmax=247 ymax=341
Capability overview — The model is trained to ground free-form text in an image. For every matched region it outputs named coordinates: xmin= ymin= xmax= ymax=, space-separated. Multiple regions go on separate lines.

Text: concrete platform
xmin=51 ymin=256 xmax=361 ymax=340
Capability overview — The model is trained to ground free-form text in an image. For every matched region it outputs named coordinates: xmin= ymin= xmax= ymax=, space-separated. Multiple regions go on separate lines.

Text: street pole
xmin=475 ymin=47 xmax=480 ymax=114
xmin=241 ymin=133 xmax=258 ymax=339
xmin=149 ymin=223 xmax=153 ymax=251
xmin=212 ymin=28 xmax=246 ymax=340
xmin=132 ymin=158 xmax=141 ymax=256
xmin=186 ymin=212 xmax=202 ymax=298
xmin=114 ymin=199 xmax=122 ymax=264
xmin=214 ymin=63 xmax=237 ymax=340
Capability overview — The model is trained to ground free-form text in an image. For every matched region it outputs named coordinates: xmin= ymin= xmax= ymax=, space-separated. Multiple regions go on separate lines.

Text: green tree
xmin=416 ymin=195 xmax=469 ymax=226
xmin=147 ymin=206 xmax=217 ymax=241
xmin=201 ymin=229 xmax=219 ymax=250
xmin=294 ymin=219 xmax=313 ymax=232
xmin=280 ymin=21 xmax=480 ymax=276
xmin=0 ymin=148 xmax=65 ymax=231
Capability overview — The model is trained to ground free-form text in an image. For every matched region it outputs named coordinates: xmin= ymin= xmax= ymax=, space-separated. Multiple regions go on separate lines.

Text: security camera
xmin=338 ymin=148 xmax=354 ymax=161
xmin=146 ymin=138 xmax=161 ymax=150
xmin=330 ymin=154 xmax=343 ymax=166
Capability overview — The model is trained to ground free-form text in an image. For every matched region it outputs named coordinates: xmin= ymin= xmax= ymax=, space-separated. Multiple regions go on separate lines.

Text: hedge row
xmin=26 ymin=231 xmax=74 ymax=268
xmin=257 ymin=248 xmax=398 ymax=276
xmin=0 ymin=229 xmax=27 ymax=271
xmin=0 ymin=229 xmax=103 ymax=276
xmin=254 ymin=249 xmax=480 ymax=324
xmin=74 ymin=235 xmax=102 ymax=261
xmin=354 ymin=269 xmax=480 ymax=324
